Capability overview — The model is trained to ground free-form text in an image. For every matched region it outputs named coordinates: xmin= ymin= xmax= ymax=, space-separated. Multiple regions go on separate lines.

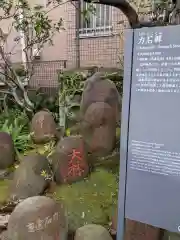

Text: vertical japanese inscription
xmin=67 ymin=148 xmax=85 ymax=177
xmin=135 ymin=30 xmax=180 ymax=93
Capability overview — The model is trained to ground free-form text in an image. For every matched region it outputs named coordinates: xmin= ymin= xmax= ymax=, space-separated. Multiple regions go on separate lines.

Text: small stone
xmin=31 ymin=110 xmax=58 ymax=144
xmin=51 ymin=136 xmax=89 ymax=184
xmin=9 ymin=154 xmax=51 ymax=201
xmin=7 ymin=196 xmax=68 ymax=240
xmin=75 ymin=224 xmax=113 ymax=240
xmin=0 ymin=132 xmax=15 ymax=170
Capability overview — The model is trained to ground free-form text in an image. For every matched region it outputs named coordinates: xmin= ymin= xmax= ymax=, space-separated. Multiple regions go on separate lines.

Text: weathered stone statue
xmin=80 ymin=72 xmax=120 ymax=157
xmin=31 ymin=110 xmax=58 ymax=144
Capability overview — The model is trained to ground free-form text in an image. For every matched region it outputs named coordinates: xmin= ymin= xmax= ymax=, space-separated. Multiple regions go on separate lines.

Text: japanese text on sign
xmin=138 ymin=31 xmax=163 ymax=45
xmin=135 ymin=46 xmax=180 ymax=93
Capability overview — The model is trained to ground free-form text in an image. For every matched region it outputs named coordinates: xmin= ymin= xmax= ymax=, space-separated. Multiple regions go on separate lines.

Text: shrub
xmin=0 ymin=110 xmax=32 ymax=154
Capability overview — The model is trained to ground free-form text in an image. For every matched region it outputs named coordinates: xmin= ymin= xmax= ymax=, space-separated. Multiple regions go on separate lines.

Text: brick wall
xmin=66 ymin=3 xmax=127 ymax=69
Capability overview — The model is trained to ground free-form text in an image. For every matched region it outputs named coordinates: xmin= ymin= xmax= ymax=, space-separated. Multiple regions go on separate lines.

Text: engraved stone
xmin=7 ymin=196 xmax=67 ymax=240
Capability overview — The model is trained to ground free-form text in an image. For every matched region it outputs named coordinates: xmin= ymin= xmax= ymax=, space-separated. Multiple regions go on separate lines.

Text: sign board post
xmin=117 ymin=25 xmax=180 ymax=239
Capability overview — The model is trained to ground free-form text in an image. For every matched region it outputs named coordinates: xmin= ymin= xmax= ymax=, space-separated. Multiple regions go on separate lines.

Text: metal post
xmin=75 ymin=0 xmax=81 ymax=68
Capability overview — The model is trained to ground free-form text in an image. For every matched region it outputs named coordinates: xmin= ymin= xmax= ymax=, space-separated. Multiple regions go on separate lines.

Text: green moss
xmin=0 ymin=180 xmax=10 ymax=204
xmin=116 ymin=127 xmax=121 ymax=139
xmin=22 ymin=142 xmax=56 ymax=158
xmin=52 ymin=168 xmax=119 ymax=231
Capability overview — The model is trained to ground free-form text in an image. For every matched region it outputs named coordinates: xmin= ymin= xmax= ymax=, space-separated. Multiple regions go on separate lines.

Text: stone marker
xmin=74 ymin=224 xmax=113 ymax=240
xmin=7 ymin=196 xmax=68 ymax=240
xmin=51 ymin=136 xmax=89 ymax=184
xmin=31 ymin=110 xmax=58 ymax=144
xmin=125 ymin=219 xmax=163 ymax=240
xmin=81 ymin=76 xmax=121 ymax=123
xmin=9 ymin=154 xmax=51 ymax=201
xmin=111 ymin=210 xmax=162 ymax=240
xmin=82 ymin=102 xmax=116 ymax=156
xmin=0 ymin=132 xmax=15 ymax=170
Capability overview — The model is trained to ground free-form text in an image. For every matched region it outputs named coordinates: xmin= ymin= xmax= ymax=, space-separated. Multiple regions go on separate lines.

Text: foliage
xmin=128 ymin=0 xmax=177 ymax=25
xmin=0 ymin=110 xmax=32 ymax=154
xmin=104 ymin=70 xmax=123 ymax=94
xmin=52 ymin=168 xmax=118 ymax=231
xmin=151 ymin=0 xmax=175 ymax=24
xmin=58 ymin=71 xmax=85 ymax=132
xmin=58 ymin=72 xmax=84 ymax=114
xmin=0 ymin=0 xmax=64 ymax=112
xmin=0 ymin=109 xmax=29 ymax=134
xmin=34 ymin=141 xmax=56 ymax=159
xmin=28 ymin=89 xmax=59 ymax=121
xmin=0 ymin=0 xmax=99 ymax=113
xmin=58 ymin=68 xmax=123 ymax=134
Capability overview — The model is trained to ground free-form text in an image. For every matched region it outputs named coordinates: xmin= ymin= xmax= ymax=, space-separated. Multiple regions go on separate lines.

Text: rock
xmin=51 ymin=136 xmax=89 ymax=184
xmin=9 ymin=154 xmax=51 ymax=201
xmin=68 ymin=123 xmax=81 ymax=136
xmin=111 ymin=211 xmax=162 ymax=240
xmin=81 ymin=76 xmax=121 ymax=123
xmin=0 ymin=132 xmax=15 ymax=170
xmin=31 ymin=111 xmax=58 ymax=144
xmin=7 ymin=196 xmax=67 ymax=240
xmin=75 ymin=224 xmax=113 ymax=240
xmin=82 ymin=102 xmax=116 ymax=156
xmin=88 ymin=151 xmax=119 ymax=169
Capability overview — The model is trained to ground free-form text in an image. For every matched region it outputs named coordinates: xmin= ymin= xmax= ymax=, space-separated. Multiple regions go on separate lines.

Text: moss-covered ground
xmin=51 ymin=168 xmax=119 ymax=231
xmin=0 ymin=180 xmax=11 ymax=204
xmin=0 ymin=142 xmax=119 ymax=232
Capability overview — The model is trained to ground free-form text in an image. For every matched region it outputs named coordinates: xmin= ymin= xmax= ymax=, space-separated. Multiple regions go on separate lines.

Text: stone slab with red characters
xmin=51 ymin=136 xmax=89 ymax=184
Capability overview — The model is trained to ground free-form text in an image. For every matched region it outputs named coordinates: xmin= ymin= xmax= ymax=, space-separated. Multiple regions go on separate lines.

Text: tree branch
xmin=46 ymin=0 xmax=70 ymax=14
xmin=71 ymin=0 xmax=139 ymax=28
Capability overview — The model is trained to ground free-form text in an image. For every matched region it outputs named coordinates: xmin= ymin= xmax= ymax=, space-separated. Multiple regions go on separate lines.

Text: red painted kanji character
xmin=67 ymin=148 xmax=85 ymax=177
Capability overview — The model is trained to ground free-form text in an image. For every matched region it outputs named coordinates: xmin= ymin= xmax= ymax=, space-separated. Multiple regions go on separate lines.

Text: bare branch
xmin=46 ymin=0 xmax=70 ymax=14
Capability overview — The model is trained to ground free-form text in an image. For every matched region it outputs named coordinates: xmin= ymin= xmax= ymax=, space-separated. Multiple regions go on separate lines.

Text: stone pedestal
xmin=111 ymin=210 xmax=162 ymax=240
